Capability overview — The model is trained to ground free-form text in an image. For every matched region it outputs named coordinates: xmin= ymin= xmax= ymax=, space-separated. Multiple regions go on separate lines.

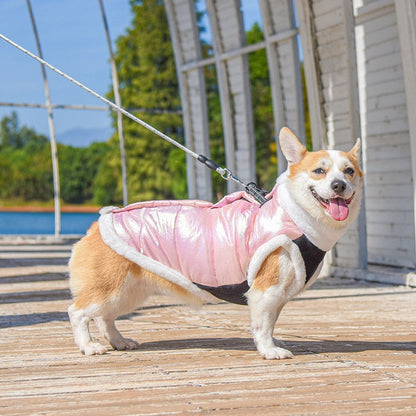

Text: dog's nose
xmin=331 ymin=180 xmax=347 ymax=194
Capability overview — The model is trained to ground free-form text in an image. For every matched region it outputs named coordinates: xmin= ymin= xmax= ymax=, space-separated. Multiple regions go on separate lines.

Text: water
xmin=0 ymin=211 xmax=99 ymax=235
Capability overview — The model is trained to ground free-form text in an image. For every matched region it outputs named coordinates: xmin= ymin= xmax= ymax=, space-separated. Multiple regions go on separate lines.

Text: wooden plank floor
xmin=0 ymin=236 xmax=415 ymax=415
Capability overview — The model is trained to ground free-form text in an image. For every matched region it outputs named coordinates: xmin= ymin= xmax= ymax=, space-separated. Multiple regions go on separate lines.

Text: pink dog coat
xmin=98 ymin=184 xmax=326 ymax=304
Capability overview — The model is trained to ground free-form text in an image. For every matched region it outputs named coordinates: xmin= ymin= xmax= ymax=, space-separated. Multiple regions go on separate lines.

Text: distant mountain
xmin=56 ymin=127 xmax=112 ymax=147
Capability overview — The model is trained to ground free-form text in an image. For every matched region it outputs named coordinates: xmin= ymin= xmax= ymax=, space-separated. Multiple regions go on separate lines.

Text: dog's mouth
xmin=310 ymin=188 xmax=354 ymax=221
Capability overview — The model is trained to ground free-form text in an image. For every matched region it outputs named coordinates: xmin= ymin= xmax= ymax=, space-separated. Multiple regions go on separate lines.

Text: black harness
xmin=293 ymin=235 xmax=326 ymax=284
xmin=196 ymin=234 xmax=326 ymax=305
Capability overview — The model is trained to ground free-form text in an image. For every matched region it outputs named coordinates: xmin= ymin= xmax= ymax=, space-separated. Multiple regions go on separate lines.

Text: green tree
xmin=247 ymin=23 xmax=276 ymax=190
xmin=0 ymin=111 xmax=48 ymax=150
xmin=102 ymin=0 xmax=184 ymax=204
xmin=0 ymin=112 xmax=53 ymax=201
xmin=0 ymin=112 xmax=112 ymax=205
xmin=0 ymin=111 xmax=20 ymax=148
xmin=204 ymin=64 xmax=226 ymax=199
xmin=93 ymin=139 xmax=123 ymax=205
xmin=301 ymin=63 xmax=312 ymax=150
xmin=0 ymin=139 xmax=52 ymax=201
xmin=59 ymin=142 xmax=110 ymax=204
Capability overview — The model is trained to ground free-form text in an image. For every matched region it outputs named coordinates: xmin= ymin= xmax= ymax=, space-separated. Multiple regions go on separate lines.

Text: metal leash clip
xmin=197 ymin=154 xmax=270 ymax=205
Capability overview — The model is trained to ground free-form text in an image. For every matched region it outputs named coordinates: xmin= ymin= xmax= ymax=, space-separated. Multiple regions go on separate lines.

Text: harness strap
xmin=293 ymin=235 xmax=326 ymax=283
xmin=195 ymin=281 xmax=249 ymax=305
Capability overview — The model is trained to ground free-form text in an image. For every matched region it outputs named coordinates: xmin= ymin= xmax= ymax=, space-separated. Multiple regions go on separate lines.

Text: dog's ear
xmin=279 ymin=127 xmax=307 ymax=165
xmin=348 ymin=138 xmax=361 ymax=162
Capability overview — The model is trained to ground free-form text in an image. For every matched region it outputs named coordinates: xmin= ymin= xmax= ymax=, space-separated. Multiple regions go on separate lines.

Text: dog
xmin=68 ymin=127 xmax=363 ymax=359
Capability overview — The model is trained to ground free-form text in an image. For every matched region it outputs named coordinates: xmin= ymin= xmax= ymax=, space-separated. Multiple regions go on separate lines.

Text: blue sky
xmin=0 ymin=0 xmax=262 ymax=146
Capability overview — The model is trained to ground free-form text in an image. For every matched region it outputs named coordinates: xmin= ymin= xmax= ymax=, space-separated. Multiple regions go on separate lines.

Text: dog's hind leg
xmin=68 ymin=271 xmax=148 ymax=354
xmin=94 ymin=316 xmax=140 ymax=351
xmin=68 ymin=222 xmax=144 ymax=354
xmin=68 ymin=303 xmax=109 ymax=355
xmin=92 ymin=270 xmax=153 ymax=351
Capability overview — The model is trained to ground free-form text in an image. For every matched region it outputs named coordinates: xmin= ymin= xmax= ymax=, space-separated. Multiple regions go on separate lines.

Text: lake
xmin=0 ymin=211 xmax=99 ymax=235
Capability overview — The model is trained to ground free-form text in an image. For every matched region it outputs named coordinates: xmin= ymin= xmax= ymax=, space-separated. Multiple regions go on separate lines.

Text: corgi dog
xmin=68 ymin=127 xmax=363 ymax=359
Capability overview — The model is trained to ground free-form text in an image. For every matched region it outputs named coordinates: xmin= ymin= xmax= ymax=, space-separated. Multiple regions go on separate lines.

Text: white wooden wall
xmin=396 ymin=0 xmax=416 ymax=271
xmin=296 ymin=0 xmax=416 ymax=277
xmin=354 ymin=0 xmax=415 ymax=269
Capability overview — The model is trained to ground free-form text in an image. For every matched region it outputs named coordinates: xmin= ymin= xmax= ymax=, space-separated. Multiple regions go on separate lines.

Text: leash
xmin=0 ymin=33 xmax=269 ymax=205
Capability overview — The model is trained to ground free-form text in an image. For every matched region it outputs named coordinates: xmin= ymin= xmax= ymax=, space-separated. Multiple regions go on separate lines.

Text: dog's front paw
xmin=260 ymin=346 xmax=293 ymax=360
xmin=83 ymin=342 xmax=108 ymax=356
xmin=111 ymin=337 xmax=140 ymax=351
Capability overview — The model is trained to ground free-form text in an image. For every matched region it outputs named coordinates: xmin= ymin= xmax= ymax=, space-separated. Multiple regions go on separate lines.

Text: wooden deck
xmin=0 ymin=236 xmax=415 ymax=415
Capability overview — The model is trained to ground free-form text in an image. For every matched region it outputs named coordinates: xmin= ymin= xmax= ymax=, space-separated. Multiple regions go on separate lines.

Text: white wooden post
xmin=26 ymin=0 xmax=61 ymax=236
xmin=206 ymin=0 xmax=256 ymax=192
xmin=295 ymin=0 xmax=366 ymax=270
xmin=98 ymin=0 xmax=128 ymax=206
xmin=164 ymin=0 xmax=212 ymax=200
xmin=293 ymin=0 xmax=327 ymax=150
xmin=258 ymin=0 xmax=305 ymax=174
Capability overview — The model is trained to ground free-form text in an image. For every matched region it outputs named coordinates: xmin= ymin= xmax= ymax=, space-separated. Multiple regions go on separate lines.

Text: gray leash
xmin=0 ymin=33 xmax=269 ymax=205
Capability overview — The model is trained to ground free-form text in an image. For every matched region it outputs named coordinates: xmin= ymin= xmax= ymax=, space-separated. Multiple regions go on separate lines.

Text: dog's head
xmin=279 ymin=127 xmax=363 ymax=227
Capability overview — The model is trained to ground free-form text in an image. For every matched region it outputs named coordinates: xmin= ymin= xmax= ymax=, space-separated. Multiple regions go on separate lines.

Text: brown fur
xmin=252 ymin=247 xmax=282 ymax=291
xmin=345 ymin=147 xmax=364 ymax=178
xmin=69 ymin=222 xmax=129 ymax=308
xmin=70 ymin=222 xmax=196 ymax=309
xmin=289 ymin=150 xmax=330 ymax=179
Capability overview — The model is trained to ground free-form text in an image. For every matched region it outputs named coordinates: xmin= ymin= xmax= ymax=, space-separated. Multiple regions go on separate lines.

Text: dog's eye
xmin=344 ymin=167 xmax=355 ymax=176
xmin=313 ymin=168 xmax=326 ymax=175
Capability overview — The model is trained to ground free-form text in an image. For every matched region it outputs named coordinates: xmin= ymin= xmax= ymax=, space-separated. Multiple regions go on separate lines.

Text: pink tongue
xmin=328 ymin=198 xmax=349 ymax=221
